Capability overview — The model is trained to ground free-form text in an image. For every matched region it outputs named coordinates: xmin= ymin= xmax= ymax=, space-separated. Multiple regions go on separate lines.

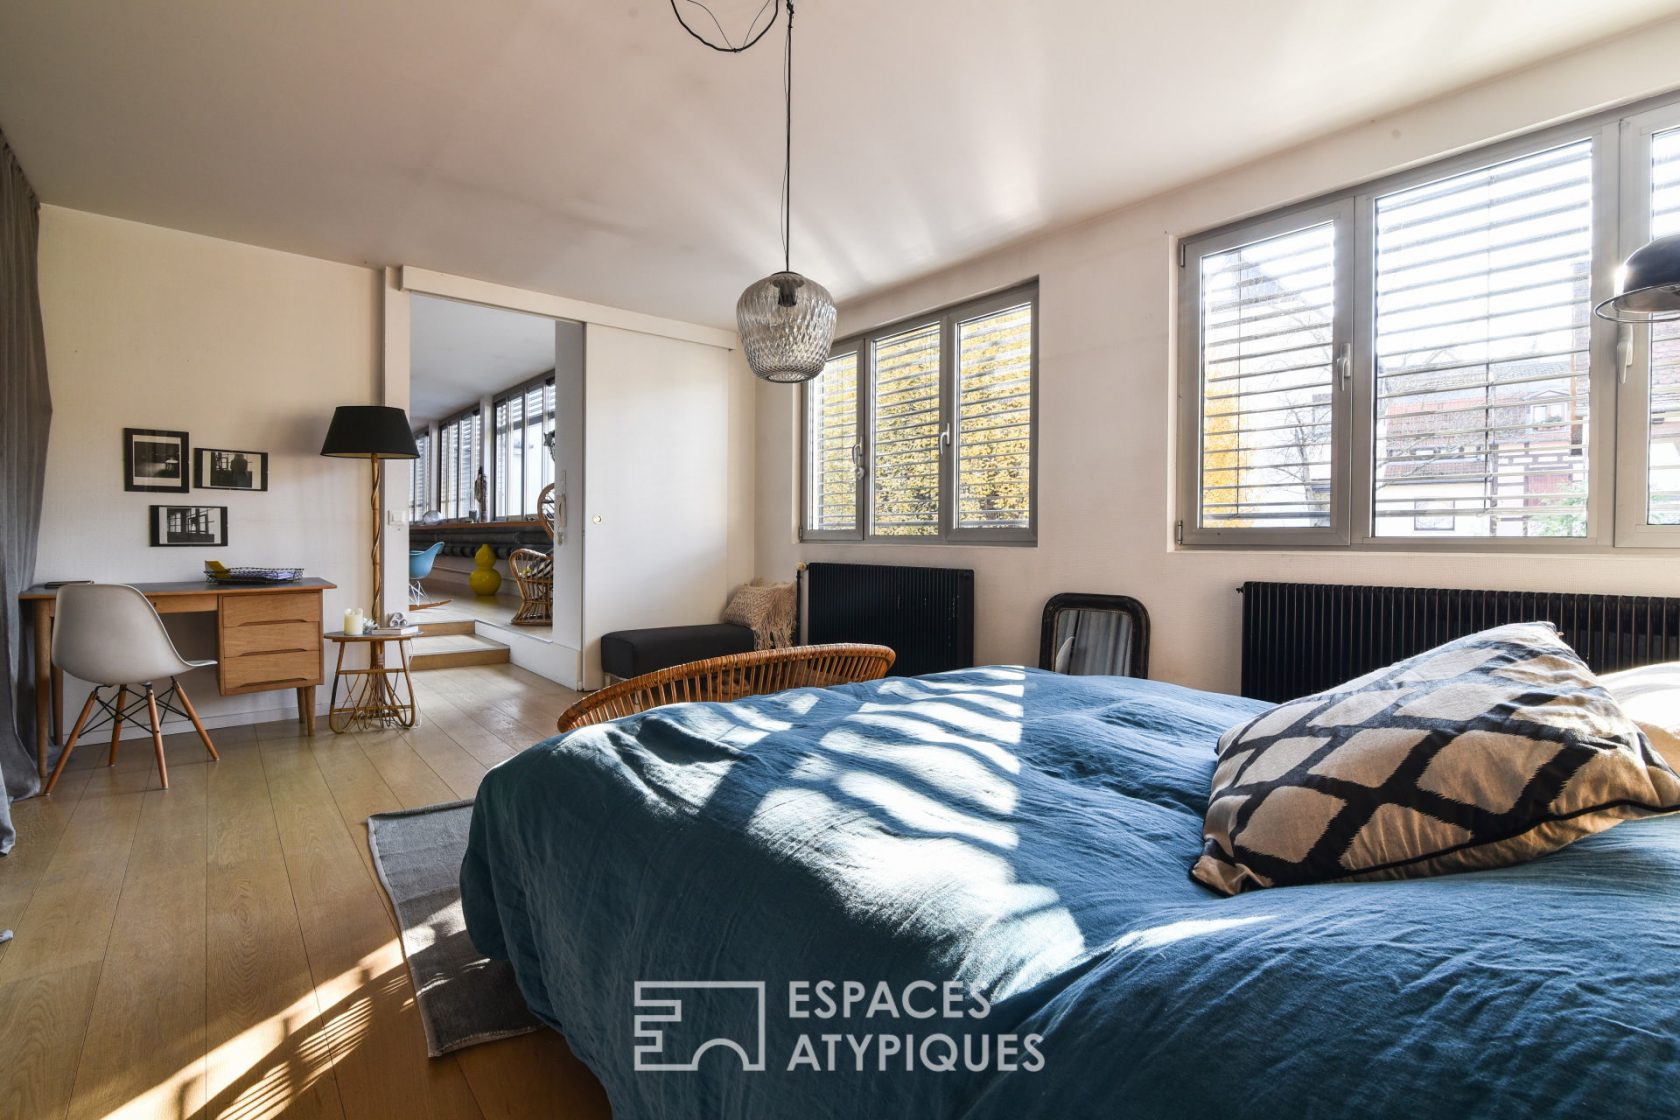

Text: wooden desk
xmin=19 ymin=577 xmax=337 ymax=778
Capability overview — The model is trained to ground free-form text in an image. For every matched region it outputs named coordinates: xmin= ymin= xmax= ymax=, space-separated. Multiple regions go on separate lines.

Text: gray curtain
xmin=1 ymin=127 xmax=52 ymax=848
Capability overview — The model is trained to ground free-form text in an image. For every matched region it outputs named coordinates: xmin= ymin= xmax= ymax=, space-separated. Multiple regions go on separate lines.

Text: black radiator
xmin=1241 ymin=581 xmax=1680 ymax=703
xmin=802 ymin=563 xmax=975 ymax=677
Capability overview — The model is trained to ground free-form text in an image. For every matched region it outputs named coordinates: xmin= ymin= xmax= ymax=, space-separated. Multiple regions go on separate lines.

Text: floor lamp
xmin=320 ymin=404 xmax=420 ymax=620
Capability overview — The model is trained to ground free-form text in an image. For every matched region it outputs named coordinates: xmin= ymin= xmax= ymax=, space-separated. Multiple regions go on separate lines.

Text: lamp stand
xmin=370 ymin=457 xmax=384 ymax=619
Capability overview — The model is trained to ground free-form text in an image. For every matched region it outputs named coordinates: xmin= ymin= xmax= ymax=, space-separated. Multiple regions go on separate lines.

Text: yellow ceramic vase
xmin=468 ymin=543 xmax=502 ymax=596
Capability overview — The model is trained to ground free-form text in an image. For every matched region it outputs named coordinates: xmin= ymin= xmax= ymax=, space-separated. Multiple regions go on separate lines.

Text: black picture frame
xmin=149 ymin=504 xmax=228 ymax=547
xmin=195 ymin=447 xmax=269 ymax=491
xmin=123 ymin=428 xmax=190 ymax=492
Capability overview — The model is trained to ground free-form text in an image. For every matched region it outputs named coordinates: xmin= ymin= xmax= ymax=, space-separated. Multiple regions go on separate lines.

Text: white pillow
xmin=1601 ymin=663 xmax=1680 ymax=771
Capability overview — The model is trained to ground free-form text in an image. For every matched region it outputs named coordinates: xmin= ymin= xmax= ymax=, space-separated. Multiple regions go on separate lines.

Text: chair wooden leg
xmin=173 ymin=677 xmax=219 ymax=761
xmin=145 ymin=686 xmax=169 ymax=790
xmin=44 ymin=688 xmax=101 ymax=796
xmin=108 ymin=685 xmax=128 ymax=766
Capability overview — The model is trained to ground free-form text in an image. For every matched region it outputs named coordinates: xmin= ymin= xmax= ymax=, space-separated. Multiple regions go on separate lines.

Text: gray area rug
xmin=367 ymin=799 xmax=542 ymax=1056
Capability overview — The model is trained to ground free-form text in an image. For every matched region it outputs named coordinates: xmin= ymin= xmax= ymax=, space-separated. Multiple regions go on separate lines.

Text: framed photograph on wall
xmin=123 ymin=428 xmax=190 ymax=492
xmin=195 ymin=447 xmax=268 ymax=491
xmin=149 ymin=504 xmax=228 ymax=547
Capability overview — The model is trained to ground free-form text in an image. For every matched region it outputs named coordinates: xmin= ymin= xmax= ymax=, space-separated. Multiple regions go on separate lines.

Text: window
xmin=1176 ymin=98 xmax=1680 ymax=551
xmin=492 ymin=374 xmax=556 ymax=520
xmin=1616 ymin=103 xmax=1680 ymax=545
xmin=409 ymin=429 xmax=431 ymax=520
xmin=436 ymin=407 xmax=478 ymax=521
xmin=801 ymin=282 xmax=1036 ymax=543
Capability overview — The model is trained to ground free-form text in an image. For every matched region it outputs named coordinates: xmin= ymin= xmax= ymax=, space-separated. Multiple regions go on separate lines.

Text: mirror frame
xmin=1038 ymin=593 xmax=1151 ymax=678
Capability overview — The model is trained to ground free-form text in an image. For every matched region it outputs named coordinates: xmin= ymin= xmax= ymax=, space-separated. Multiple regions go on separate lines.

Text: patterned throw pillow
xmin=1193 ymin=622 xmax=1680 ymax=896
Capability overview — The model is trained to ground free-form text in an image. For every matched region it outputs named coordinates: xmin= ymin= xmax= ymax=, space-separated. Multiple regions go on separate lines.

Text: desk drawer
xmin=222 ymin=593 xmax=322 ymax=628
xmin=221 ymin=620 xmax=319 ymax=659
xmin=222 ymin=649 xmax=322 ymax=693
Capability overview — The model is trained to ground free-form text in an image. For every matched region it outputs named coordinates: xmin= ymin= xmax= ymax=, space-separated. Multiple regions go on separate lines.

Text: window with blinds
xmin=800 ymin=282 xmax=1037 ymax=543
xmin=493 ymin=374 xmax=556 ymax=520
xmin=1172 ymin=101 xmax=1680 ymax=552
xmin=1197 ymin=222 xmax=1338 ymax=531
xmin=1372 ymin=141 xmax=1593 ymax=538
xmin=955 ymin=301 xmax=1034 ymax=529
xmin=409 ymin=430 xmax=431 ymax=520
xmin=805 ymin=350 xmax=860 ymax=535
xmin=436 ymin=408 xmax=478 ymax=521
xmin=871 ymin=322 xmax=943 ymax=536
xmin=1646 ymin=125 xmax=1680 ymax=525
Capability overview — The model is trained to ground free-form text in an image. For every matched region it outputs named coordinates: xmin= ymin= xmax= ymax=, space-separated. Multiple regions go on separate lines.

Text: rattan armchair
xmin=507 ymin=548 xmax=554 ymax=625
xmin=508 ymin=483 xmax=559 ymax=626
xmin=555 ymin=643 xmax=896 ymax=733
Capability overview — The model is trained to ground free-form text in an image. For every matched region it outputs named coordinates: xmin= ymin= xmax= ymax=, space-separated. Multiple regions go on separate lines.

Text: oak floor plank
xmin=400 ymin=723 xmax=490 ymax=801
xmin=0 ymin=762 xmax=151 ymax=984
xmin=258 ymin=726 xmax=485 ymax=1120
xmin=354 ymin=728 xmax=461 ymax=809
xmin=2 ymin=664 xmax=605 ymax=1120
xmin=454 ymin=1029 xmax=613 ymax=1120
xmin=0 ymin=963 xmax=103 ymax=1120
xmin=0 ymin=765 xmax=94 ymax=973
xmin=64 ymin=858 xmax=208 ymax=1120
xmin=205 ymin=744 xmax=346 ymax=1120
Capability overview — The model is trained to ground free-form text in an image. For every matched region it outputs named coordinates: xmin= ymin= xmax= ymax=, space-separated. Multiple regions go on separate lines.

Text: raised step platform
xmin=410 ymin=623 xmax=510 ymax=670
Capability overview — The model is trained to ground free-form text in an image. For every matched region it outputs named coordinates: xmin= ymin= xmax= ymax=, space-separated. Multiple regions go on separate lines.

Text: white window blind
xmin=437 ymin=409 xmax=477 ymax=521
xmin=1197 ymin=221 xmax=1338 ymax=530
xmin=1646 ymin=126 xmax=1680 ymax=524
xmin=806 ymin=351 xmax=860 ymax=534
xmin=493 ymin=376 xmax=555 ymax=520
xmin=870 ymin=322 xmax=943 ymax=536
xmin=955 ymin=302 xmax=1033 ymax=529
xmin=801 ymin=282 xmax=1037 ymax=543
xmin=409 ymin=430 xmax=430 ymax=520
xmin=1372 ymin=141 xmax=1593 ymax=538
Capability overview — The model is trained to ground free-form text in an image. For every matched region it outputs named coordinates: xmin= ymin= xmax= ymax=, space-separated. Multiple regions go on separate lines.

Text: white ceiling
xmin=4 ymin=1 xmax=1680 ymax=329
xmin=410 ymin=295 xmax=555 ymax=425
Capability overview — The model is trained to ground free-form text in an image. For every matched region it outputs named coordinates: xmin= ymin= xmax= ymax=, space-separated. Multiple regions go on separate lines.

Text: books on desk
xmin=366 ymin=625 xmax=421 ymax=637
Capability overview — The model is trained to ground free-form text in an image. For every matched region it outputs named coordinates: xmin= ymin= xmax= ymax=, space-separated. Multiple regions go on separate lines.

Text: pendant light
xmin=673 ymin=0 xmax=835 ymax=382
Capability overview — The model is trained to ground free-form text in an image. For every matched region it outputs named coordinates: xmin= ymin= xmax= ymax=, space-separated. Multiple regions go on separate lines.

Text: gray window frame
xmin=489 ymin=370 xmax=557 ymax=522
xmin=1613 ymin=100 xmax=1680 ymax=548
xmin=800 ymin=280 xmax=1039 ymax=546
xmin=436 ymin=405 xmax=480 ymax=522
xmin=1177 ymin=104 xmax=1643 ymax=552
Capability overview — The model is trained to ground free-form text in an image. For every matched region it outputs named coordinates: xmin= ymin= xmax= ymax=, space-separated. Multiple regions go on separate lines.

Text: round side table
xmin=325 ymin=631 xmax=418 ymax=733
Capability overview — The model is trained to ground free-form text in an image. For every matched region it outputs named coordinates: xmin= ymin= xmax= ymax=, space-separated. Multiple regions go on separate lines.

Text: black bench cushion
xmin=600 ymin=623 xmax=756 ymax=679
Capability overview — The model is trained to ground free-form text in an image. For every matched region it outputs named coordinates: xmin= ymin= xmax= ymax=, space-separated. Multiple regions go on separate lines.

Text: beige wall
xmin=36 ymin=206 xmax=380 ymax=732
xmin=755 ymin=21 xmax=1680 ymax=696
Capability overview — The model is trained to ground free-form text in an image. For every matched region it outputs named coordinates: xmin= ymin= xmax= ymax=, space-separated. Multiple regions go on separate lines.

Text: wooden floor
xmin=0 ymin=663 xmax=615 ymax=1120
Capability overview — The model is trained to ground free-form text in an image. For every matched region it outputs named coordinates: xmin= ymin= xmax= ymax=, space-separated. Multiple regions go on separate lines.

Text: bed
xmin=461 ymin=667 xmax=1680 ymax=1118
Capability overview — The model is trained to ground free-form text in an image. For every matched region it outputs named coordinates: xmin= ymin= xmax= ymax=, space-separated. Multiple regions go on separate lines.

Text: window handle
xmin=940 ymin=423 xmax=952 ymax=450
xmin=1334 ymin=342 xmax=1352 ymax=390
xmin=1618 ymin=323 xmax=1633 ymax=385
xmin=851 ymin=441 xmax=865 ymax=480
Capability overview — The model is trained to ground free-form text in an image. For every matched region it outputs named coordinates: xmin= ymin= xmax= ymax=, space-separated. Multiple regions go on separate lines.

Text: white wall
xmin=755 ymin=22 xmax=1680 ymax=696
xmin=581 ymin=325 xmax=747 ymax=687
xmin=36 ymin=206 xmax=379 ymax=733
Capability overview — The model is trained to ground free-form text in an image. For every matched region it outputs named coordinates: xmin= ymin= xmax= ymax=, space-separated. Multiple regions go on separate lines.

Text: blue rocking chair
xmin=409 ymin=541 xmax=445 ymax=607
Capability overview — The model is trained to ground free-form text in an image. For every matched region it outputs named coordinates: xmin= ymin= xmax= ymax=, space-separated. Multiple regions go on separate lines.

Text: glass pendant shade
xmin=736 ymin=270 xmax=837 ymax=383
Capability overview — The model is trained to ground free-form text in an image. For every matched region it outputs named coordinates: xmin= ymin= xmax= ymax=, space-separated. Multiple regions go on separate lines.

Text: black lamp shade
xmin=1594 ymin=233 xmax=1680 ymax=322
xmin=319 ymin=405 xmax=420 ymax=459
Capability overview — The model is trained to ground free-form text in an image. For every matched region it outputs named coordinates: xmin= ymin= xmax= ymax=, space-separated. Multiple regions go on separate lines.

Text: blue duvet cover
xmin=461 ymin=668 xmax=1680 ymax=1119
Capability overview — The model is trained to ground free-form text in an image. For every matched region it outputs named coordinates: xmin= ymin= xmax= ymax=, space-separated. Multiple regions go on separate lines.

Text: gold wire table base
xmin=326 ymin=633 xmax=418 ymax=733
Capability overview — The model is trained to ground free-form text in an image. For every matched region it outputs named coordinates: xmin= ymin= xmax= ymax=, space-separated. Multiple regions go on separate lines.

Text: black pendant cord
xmin=668 ymin=0 xmax=778 ymax=53
xmin=781 ymin=0 xmax=793 ymax=274
xmin=668 ymin=0 xmax=797 ymax=275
